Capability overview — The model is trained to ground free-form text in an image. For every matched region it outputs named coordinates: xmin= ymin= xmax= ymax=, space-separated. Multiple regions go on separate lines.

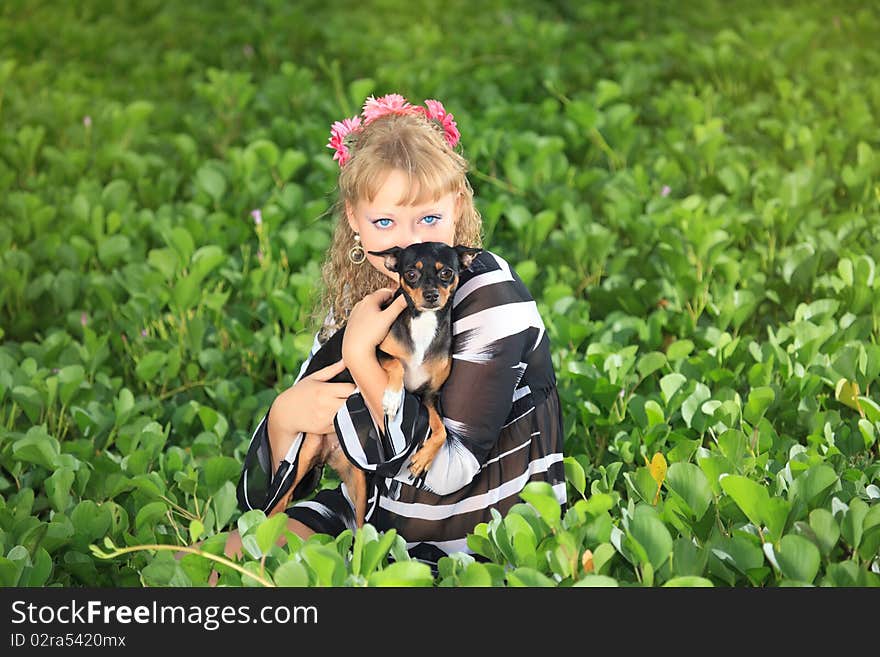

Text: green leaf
xmin=12 ymin=426 xmax=61 ymax=470
xmin=808 ymin=509 xmax=840 ymax=557
xmin=841 ymin=497 xmax=868 ymax=550
xmin=628 ymin=504 xmax=673 ymax=570
xmin=359 ymin=529 xmax=398 ymax=577
xmin=301 ymin=543 xmax=346 ymax=586
xmin=135 ymin=351 xmax=167 ymax=382
xmin=624 ymin=467 xmax=660 ymax=505
xmin=563 ymin=456 xmax=586 ymax=497
xmin=203 ymin=456 xmax=240 ymax=493
xmin=12 ymin=386 xmax=42 ymax=423
xmin=255 ymin=513 xmax=288 ymax=555
xmin=744 ymin=386 xmax=775 ymax=424
xmin=135 ymin=501 xmax=169 ymax=532
xmin=23 ymin=547 xmax=53 ymax=587
xmin=666 ymin=462 xmax=712 ymax=520
xmin=591 ymin=543 xmax=616 ymax=575
xmin=720 ymin=475 xmax=765 ymax=528
xmin=45 ymin=467 xmax=75 ymax=512
xmin=572 ymin=574 xmax=619 ymax=587
xmin=506 ymin=567 xmax=556 ymax=587
xmin=681 ymin=383 xmax=711 ymax=428
xmin=188 ymin=519 xmax=205 ymax=544
xmin=672 ymin=538 xmax=708 ymax=577
xmin=459 ymin=562 xmax=494 ymax=587
xmin=148 ymin=248 xmax=178 ymax=279
xmin=273 ymin=560 xmax=310 ymax=587
xmin=710 ymin=535 xmax=764 ymax=577
xmin=519 ymin=482 xmax=562 ymax=528
xmin=190 ymin=245 xmax=226 ymax=282
xmin=858 ymin=419 xmax=875 ymax=449
xmin=662 ymin=576 xmax=713 ymax=587
xmin=97 ymin=234 xmax=131 ymax=267
xmin=637 ymin=351 xmax=667 ymax=378
xmin=644 ymin=400 xmax=665 ymax=428
xmin=775 ymin=534 xmax=821 ymax=584
xmin=791 ymin=465 xmax=838 ymax=509
xmin=58 ymin=365 xmax=85 ymax=406
xmin=0 ymin=556 xmax=23 ymax=586
xmin=368 ymin=560 xmax=433 ymax=587
xmin=660 ymin=373 xmax=687 ymax=405
xmin=666 ymin=339 xmax=694 ymax=361
xmin=212 ymin=481 xmax=238 ymax=532
xmin=196 ymin=166 xmax=226 ymax=203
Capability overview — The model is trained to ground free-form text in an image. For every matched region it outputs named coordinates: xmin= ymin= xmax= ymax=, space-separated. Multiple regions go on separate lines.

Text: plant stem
xmin=94 ymin=543 xmax=274 ymax=587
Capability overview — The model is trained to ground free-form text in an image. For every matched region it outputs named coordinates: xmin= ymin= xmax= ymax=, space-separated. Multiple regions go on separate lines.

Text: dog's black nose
xmin=423 ymin=289 xmax=439 ymax=304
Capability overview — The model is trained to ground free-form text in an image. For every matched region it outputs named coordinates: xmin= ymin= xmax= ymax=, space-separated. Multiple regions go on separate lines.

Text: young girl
xmin=223 ymin=93 xmax=566 ymax=573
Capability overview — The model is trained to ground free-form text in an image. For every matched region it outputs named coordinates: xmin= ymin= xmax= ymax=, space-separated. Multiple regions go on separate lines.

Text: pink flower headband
xmin=327 ymin=93 xmax=461 ymax=168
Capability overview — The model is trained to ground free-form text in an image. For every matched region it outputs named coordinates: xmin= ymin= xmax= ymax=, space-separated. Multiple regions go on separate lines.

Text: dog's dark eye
xmin=404 ymin=270 xmax=419 ymax=283
xmin=439 ymin=269 xmax=453 ymax=281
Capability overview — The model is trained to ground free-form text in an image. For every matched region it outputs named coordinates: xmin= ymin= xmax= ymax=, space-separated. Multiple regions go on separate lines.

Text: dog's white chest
xmin=404 ymin=311 xmax=437 ymax=389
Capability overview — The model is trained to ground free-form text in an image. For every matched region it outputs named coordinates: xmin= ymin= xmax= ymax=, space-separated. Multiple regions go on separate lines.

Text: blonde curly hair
xmin=309 ymin=109 xmax=484 ymax=344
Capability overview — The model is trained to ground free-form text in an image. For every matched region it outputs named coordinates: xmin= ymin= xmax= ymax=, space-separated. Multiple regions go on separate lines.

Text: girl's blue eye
xmin=372 ymin=215 xmax=441 ymax=229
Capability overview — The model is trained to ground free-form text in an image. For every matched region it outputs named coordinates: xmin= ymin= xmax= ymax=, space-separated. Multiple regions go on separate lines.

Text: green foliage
xmin=1 ymin=0 xmax=879 ymax=586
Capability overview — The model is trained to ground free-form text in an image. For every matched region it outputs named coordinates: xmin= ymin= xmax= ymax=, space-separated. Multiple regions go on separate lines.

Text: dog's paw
xmin=382 ymin=387 xmax=403 ymax=419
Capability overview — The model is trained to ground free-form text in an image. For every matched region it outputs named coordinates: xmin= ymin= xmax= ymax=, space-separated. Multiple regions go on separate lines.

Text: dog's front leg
xmin=379 ymin=356 xmax=405 ymax=421
xmin=408 ymin=396 xmax=447 ymax=478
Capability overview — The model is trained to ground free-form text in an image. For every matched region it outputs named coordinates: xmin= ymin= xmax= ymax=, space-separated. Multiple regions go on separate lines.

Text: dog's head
xmin=369 ymin=242 xmax=482 ymax=311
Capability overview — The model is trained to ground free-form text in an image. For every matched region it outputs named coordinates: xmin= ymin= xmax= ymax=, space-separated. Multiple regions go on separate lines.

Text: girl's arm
xmin=346 ymin=352 xmax=389 ymax=432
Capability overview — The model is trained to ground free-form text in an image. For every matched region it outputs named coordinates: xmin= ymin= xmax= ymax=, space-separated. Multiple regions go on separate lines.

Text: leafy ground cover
xmin=1 ymin=0 xmax=878 ymax=586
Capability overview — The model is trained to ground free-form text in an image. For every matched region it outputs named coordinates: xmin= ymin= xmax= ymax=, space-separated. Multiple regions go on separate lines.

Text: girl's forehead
xmin=354 ymin=166 xmax=457 ymax=208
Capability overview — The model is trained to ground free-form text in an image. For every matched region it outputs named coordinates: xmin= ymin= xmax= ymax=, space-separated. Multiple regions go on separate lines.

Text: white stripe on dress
xmin=512 ymin=385 xmax=531 ymax=402
xmin=453 ymin=267 xmax=514 ymax=309
xmin=453 ymin=301 xmax=546 ymax=358
xmin=378 ymin=452 xmax=564 ymax=520
xmin=263 ymin=432 xmax=304 ymax=512
xmin=335 ymin=394 xmax=376 ymax=471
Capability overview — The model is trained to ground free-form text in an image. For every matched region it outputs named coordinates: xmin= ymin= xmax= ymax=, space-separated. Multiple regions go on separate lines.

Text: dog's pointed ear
xmin=368 ymin=246 xmax=403 ymax=273
xmin=454 ymin=245 xmax=482 ymax=270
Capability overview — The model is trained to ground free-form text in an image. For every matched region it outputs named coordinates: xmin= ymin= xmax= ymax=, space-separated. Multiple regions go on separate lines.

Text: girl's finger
xmin=310 ymin=359 xmax=346 ymax=381
xmin=328 ymin=382 xmax=357 ymax=398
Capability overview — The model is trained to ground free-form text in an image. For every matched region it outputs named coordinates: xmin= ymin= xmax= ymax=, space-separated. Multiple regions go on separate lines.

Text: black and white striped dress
xmin=236 ymin=249 xmax=567 ymax=564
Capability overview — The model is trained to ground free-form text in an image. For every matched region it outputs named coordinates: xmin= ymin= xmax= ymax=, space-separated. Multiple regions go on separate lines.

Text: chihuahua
xmin=267 ymin=242 xmax=481 ymax=528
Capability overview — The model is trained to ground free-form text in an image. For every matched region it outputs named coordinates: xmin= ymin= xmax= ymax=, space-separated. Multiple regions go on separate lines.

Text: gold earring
xmin=348 ymin=232 xmax=366 ymax=265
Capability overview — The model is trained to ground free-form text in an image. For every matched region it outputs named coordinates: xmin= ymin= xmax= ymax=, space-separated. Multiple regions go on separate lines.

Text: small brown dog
xmin=268 ymin=243 xmax=481 ymax=527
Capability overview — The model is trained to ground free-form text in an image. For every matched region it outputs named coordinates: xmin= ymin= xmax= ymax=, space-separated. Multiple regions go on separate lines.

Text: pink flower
xmin=421 ymin=99 xmax=460 ymax=148
xmin=327 ymin=115 xmax=362 ymax=167
xmin=257 ymin=249 xmax=264 ymax=263
xmin=361 ymin=94 xmax=414 ymax=124
xmin=661 ymin=185 xmax=671 ymax=197
xmin=141 ymin=329 xmax=148 ymax=337
xmin=250 ymin=209 xmax=262 ymax=225
xmin=80 ymin=312 xmax=88 ymax=327
xmin=83 ymin=115 xmax=92 ymax=128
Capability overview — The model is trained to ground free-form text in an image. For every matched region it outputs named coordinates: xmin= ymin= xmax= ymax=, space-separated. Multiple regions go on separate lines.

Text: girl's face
xmin=346 ymin=168 xmax=460 ymax=282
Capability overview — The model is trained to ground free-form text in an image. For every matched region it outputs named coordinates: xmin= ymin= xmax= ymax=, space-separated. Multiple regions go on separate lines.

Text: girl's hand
xmin=342 ymin=287 xmax=408 ymax=364
xmin=272 ymin=359 xmax=355 ymax=438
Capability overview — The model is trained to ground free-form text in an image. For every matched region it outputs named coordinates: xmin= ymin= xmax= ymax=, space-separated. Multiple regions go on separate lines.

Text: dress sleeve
xmin=236 ymin=330 xmax=325 ymax=514
xmin=333 ymin=252 xmax=546 ymax=495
